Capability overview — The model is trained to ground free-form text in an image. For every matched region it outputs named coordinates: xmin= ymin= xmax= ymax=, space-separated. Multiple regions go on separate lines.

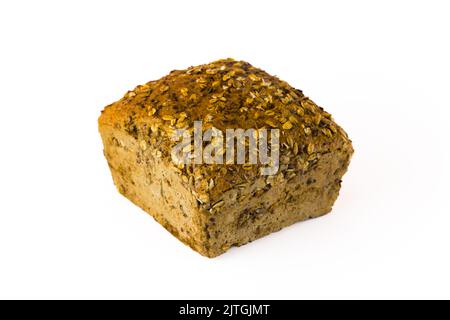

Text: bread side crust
xmin=99 ymin=121 xmax=211 ymax=256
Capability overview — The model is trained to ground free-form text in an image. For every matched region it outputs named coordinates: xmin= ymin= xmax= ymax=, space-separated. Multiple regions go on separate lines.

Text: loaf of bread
xmin=98 ymin=58 xmax=353 ymax=257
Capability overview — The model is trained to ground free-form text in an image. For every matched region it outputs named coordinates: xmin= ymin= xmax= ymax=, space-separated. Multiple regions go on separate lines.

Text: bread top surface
xmin=99 ymin=58 xmax=353 ymax=206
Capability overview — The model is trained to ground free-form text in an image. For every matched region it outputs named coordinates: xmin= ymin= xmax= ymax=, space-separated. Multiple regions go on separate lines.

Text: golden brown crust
xmin=99 ymin=58 xmax=353 ymax=208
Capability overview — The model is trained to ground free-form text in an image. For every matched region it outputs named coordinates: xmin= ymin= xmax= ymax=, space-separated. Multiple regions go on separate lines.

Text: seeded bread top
xmin=99 ymin=58 xmax=353 ymax=208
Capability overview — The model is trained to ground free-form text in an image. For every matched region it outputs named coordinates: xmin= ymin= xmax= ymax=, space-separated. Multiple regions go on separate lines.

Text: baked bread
xmin=98 ymin=58 xmax=353 ymax=257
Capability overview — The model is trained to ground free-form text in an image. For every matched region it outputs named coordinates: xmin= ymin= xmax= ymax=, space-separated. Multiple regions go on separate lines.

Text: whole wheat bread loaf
xmin=98 ymin=58 xmax=353 ymax=257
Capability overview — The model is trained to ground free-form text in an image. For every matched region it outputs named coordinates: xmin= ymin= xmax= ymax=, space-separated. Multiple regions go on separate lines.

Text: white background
xmin=0 ymin=0 xmax=449 ymax=299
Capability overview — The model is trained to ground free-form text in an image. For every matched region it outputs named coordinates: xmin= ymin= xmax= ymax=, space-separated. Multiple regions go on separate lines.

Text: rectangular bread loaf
xmin=98 ymin=58 xmax=353 ymax=257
